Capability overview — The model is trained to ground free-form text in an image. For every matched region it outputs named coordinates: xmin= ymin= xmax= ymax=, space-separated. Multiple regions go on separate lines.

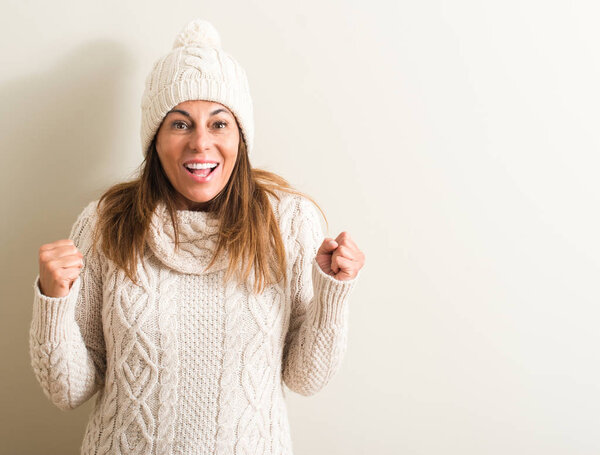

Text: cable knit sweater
xmin=29 ymin=191 xmax=358 ymax=455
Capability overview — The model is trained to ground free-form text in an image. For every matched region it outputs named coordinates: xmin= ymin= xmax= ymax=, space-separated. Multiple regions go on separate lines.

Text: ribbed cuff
xmin=31 ymin=275 xmax=81 ymax=343
xmin=310 ymin=258 xmax=360 ymax=327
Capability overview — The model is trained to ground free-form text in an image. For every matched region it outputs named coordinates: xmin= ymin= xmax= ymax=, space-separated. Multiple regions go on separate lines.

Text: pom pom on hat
xmin=173 ymin=19 xmax=222 ymax=49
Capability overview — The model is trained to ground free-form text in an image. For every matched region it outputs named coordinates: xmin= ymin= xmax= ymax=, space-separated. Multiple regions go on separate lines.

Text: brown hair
xmin=91 ymin=130 xmax=327 ymax=294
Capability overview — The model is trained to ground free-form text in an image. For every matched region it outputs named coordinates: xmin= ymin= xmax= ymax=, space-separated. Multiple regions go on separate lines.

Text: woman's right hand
xmin=38 ymin=239 xmax=84 ymax=298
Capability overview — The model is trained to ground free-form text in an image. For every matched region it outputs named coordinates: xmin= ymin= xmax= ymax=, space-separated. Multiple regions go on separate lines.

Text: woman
xmin=30 ymin=19 xmax=364 ymax=454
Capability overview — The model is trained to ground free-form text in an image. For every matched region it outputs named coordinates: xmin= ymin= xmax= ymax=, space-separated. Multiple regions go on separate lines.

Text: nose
xmin=190 ymin=124 xmax=212 ymax=152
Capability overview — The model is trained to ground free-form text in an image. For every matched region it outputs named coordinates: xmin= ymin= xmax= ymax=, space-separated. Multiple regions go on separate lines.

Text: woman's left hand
xmin=316 ymin=232 xmax=365 ymax=281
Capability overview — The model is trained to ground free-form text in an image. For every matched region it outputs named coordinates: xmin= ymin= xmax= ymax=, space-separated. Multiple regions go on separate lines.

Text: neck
xmin=175 ymin=195 xmax=215 ymax=212
xmin=174 ymin=188 xmax=228 ymax=212
xmin=180 ymin=201 xmax=212 ymax=212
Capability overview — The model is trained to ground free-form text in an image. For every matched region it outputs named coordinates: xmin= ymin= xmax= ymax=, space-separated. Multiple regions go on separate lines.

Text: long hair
xmin=91 ymin=129 xmax=327 ymax=294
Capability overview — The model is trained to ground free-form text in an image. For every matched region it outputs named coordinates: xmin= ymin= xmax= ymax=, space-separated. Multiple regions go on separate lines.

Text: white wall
xmin=2 ymin=0 xmax=599 ymax=453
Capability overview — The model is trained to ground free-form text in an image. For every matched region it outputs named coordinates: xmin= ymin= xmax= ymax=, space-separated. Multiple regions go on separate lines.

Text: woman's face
xmin=155 ymin=100 xmax=240 ymax=210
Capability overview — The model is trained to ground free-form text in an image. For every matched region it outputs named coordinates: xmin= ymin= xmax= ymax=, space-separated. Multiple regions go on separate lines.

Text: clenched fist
xmin=38 ymin=239 xmax=84 ymax=298
xmin=316 ymin=231 xmax=365 ymax=281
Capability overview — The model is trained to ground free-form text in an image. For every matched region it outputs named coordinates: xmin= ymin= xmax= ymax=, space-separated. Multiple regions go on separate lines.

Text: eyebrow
xmin=166 ymin=108 xmax=231 ymax=118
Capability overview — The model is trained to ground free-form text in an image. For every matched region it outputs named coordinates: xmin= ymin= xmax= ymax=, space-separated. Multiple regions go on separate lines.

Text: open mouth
xmin=183 ymin=163 xmax=219 ymax=178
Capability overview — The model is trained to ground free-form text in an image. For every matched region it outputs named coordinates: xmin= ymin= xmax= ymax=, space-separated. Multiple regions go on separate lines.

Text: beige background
xmin=2 ymin=0 xmax=600 ymax=453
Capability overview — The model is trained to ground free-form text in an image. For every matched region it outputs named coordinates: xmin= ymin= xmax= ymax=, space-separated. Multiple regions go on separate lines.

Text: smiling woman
xmin=155 ymin=101 xmax=240 ymax=210
xmin=30 ymin=18 xmax=365 ymax=455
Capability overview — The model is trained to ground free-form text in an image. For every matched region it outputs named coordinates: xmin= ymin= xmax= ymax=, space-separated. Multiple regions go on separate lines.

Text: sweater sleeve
xmin=29 ymin=200 xmax=106 ymax=411
xmin=281 ymin=197 xmax=360 ymax=396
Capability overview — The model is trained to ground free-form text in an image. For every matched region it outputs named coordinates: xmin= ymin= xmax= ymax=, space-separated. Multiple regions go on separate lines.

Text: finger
xmin=40 ymin=245 xmax=82 ymax=262
xmin=334 ymin=236 xmax=365 ymax=266
xmin=56 ymin=268 xmax=83 ymax=289
xmin=63 ymin=267 xmax=83 ymax=281
xmin=54 ymin=245 xmax=82 ymax=260
xmin=317 ymin=238 xmax=338 ymax=255
xmin=48 ymin=255 xmax=84 ymax=270
xmin=342 ymin=235 xmax=360 ymax=251
xmin=335 ymin=232 xmax=362 ymax=253
xmin=334 ymin=245 xmax=359 ymax=262
xmin=54 ymin=245 xmax=83 ymax=258
xmin=39 ymin=239 xmax=75 ymax=252
xmin=46 ymin=266 xmax=82 ymax=286
xmin=331 ymin=249 xmax=357 ymax=272
xmin=334 ymin=231 xmax=350 ymax=244
xmin=335 ymin=232 xmax=362 ymax=255
xmin=333 ymin=256 xmax=358 ymax=280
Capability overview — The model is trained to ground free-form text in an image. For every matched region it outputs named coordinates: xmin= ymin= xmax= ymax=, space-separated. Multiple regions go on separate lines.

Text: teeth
xmin=185 ymin=162 xmax=218 ymax=170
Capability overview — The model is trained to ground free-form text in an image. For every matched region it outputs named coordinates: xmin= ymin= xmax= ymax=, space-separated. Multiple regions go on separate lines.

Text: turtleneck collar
xmin=146 ymin=201 xmax=229 ymax=275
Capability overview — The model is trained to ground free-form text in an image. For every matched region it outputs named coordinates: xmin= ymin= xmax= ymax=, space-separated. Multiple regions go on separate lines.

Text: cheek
xmin=223 ymin=151 xmax=238 ymax=175
xmin=222 ymin=139 xmax=239 ymax=172
xmin=156 ymin=140 xmax=179 ymax=173
xmin=156 ymin=151 xmax=172 ymax=175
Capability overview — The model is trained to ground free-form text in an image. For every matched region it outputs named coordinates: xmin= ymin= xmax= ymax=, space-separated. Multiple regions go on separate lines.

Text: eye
xmin=213 ymin=121 xmax=228 ymax=129
xmin=173 ymin=120 xmax=189 ymax=130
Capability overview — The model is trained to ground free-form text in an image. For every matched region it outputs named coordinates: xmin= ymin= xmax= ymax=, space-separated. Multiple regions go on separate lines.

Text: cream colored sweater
xmin=29 ymin=191 xmax=358 ymax=455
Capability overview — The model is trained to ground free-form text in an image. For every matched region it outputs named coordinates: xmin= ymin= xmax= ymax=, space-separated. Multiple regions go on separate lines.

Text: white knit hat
xmin=140 ymin=19 xmax=254 ymax=156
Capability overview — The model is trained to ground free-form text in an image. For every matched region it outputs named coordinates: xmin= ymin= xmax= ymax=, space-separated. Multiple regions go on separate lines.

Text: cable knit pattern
xmin=29 ymin=191 xmax=360 ymax=454
xmin=147 ymin=201 xmax=229 ymax=275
